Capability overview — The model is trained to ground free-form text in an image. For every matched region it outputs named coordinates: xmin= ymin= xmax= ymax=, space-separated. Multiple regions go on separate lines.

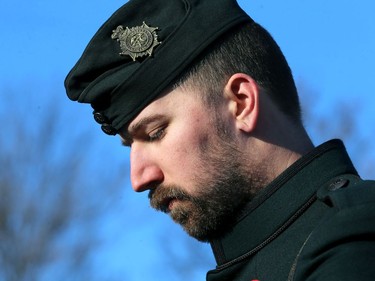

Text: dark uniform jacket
xmin=207 ymin=139 xmax=375 ymax=281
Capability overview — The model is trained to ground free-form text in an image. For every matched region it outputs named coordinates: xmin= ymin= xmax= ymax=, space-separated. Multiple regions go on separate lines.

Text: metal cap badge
xmin=111 ymin=22 xmax=161 ymax=61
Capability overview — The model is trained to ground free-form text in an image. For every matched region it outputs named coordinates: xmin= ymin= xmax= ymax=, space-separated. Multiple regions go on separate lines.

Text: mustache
xmin=148 ymin=184 xmax=191 ymax=213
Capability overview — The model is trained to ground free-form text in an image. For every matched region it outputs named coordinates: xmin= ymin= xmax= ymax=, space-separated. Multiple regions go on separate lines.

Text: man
xmin=65 ymin=0 xmax=375 ymax=280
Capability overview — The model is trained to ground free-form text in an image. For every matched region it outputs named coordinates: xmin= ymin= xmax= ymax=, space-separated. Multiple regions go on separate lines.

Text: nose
xmin=130 ymin=144 xmax=164 ymax=192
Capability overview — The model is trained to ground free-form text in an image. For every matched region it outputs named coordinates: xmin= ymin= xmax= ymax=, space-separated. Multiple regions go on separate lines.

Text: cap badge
xmin=111 ymin=22 xmax=161 ymax=61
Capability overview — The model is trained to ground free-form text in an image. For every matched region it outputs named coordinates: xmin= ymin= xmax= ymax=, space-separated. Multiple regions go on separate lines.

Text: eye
xmin=148 ymin=127 xmax=166 ymax=142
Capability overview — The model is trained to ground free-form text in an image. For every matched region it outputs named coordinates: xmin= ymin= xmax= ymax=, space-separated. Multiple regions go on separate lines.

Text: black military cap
xmin=65 ymin=0 xmax=253 ymax=135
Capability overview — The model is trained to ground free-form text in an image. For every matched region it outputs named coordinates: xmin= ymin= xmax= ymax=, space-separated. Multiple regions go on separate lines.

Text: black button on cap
xmin=328 ymin=178 xmax=349 ymax=191
xmin=93 ymin=111 xmax=109 ymax=124
xmin=101 ymin=124 xmax=117 ymax=135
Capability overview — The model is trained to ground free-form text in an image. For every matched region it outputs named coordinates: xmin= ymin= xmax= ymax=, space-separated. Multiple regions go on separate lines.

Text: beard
xmin=149 ymin=128 xmax=267 ymax=242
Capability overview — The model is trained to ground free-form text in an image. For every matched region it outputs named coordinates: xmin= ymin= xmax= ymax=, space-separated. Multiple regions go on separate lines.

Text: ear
xmin=224 ymin=73 xmax=260 ymax=133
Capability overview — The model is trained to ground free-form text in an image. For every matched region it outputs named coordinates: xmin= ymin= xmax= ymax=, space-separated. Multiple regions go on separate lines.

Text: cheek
xmin=162 ymin=123 xmax=210 ymax=181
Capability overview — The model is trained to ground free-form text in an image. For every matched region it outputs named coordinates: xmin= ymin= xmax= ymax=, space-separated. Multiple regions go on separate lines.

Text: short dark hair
xmin=174 ymin=22 xmax=301 ymax=122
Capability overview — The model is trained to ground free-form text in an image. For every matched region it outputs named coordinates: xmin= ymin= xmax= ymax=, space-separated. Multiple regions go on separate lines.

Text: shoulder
xmin=292 ymin=175 xmax=375 ymax=281
xmin=318 ymin=175 xmax=375 ymax=209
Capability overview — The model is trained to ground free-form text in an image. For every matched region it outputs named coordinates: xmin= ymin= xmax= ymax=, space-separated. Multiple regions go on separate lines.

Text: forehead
xmin=128 ymin=89 xmax=174 ymax=127
xmin=120 ymin=86 xmax=202 ymax=134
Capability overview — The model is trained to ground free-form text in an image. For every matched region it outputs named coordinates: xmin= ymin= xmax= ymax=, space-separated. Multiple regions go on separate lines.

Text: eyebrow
xmin=121 ymin=114 xmax=166 ymax=146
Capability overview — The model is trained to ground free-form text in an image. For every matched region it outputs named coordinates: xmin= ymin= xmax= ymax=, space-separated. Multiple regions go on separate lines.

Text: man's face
xmin=120 ymin=87 xmax=265 ymax=241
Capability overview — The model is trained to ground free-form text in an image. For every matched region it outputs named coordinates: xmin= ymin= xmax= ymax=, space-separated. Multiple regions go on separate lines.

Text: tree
xmin=0 ymin=86 xmax=127 ymax=281
xmin=298 ymin=79 xmax=375 ymax=179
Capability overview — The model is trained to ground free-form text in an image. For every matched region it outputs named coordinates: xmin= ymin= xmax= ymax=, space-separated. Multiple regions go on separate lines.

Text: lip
xmin=168 ymin=198 xmax=177 ymax=211
xmin=160 ymin=197 xmax=175 ymax=213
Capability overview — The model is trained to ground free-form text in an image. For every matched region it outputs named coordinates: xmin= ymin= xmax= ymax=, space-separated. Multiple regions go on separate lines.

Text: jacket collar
xmin=210 ymin=139 xmax=357 ymax=268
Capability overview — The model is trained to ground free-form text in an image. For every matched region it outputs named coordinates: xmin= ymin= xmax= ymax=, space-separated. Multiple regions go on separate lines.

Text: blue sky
xmin=1 ymin=1 xmax=375 ymax=280
xmin=2 ymin=0 xmax=374 ymax=145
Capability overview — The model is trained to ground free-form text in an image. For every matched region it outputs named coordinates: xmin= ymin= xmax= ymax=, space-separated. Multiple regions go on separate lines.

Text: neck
xmin=247 ymin=103 xmax=314 ymax=185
